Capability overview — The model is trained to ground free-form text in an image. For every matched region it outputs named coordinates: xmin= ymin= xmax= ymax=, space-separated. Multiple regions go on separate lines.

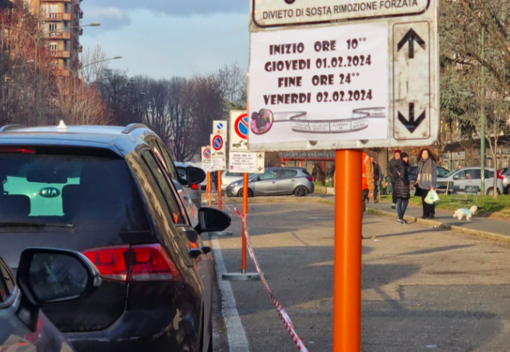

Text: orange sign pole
xmin=333 ymin=150 xmax=362 ymax=352
xmin=241 ymin=173 xmax=249 ymax=273
xmin=207 ymin=172 xmax=211 ymax=207
xmin=218 ymin=170 xmax=223 ymax=211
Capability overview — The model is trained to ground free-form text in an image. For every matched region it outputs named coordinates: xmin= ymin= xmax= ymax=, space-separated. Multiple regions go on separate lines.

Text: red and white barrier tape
xmin=241 ymin=213 xmax=309 ymax=352
xmin=215 ymin=199 xmax=309 ymax=350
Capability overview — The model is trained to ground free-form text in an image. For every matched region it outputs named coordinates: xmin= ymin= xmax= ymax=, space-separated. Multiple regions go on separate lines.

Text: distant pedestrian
xmin=372 ymin=158 xmax=382 ymax=203
xmin=362 ymin=152 xmax=375 ymax=216
xmin=415 ymin=148 xmax=437 ymax=219
xmin=280 ymin=162 xmax=286 ymax=167
xmin=394 ymin=152 xmax=411 ymax=224
xmin=387 ymin=150 xmax=401 ymax=209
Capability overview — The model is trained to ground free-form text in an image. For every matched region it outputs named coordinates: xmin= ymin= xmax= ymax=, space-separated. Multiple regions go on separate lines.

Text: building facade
xmin=29 ymin=0 xmax=83 ymax=77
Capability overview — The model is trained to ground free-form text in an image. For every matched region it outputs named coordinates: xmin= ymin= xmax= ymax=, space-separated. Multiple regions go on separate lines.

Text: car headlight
xmin=231 ymin=182 xmax=240 ymax=187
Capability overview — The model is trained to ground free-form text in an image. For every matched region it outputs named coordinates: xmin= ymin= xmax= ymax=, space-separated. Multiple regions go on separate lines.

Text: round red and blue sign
xmin=234 ymin=113 xmax=249 ymax=140
xmin=212 ymin=135 xmax=224 ymax=151
xmin=203 ymin=147 xmax=211 ymax=159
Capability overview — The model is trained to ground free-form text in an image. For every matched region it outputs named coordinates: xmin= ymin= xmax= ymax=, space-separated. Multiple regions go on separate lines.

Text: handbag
xmin=424 ymin=190 xmax=440 ymax=205
xmin=414 ymin=185 xmax=423 ymax=197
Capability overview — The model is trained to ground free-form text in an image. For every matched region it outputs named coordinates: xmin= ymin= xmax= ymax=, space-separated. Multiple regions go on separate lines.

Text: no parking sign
xmin=210 ymin=133 xmax=225 ymax=157
xmin=230 ymin=111 xmax=249 ymax=152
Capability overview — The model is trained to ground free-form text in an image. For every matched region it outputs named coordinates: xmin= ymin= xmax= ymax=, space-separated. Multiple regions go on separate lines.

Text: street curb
xmin=366 ymin=207 xmax=510 ymax=244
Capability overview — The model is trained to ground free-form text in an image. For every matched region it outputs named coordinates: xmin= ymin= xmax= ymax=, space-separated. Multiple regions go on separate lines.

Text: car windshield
xmin=0 ymin=153 xmax=148 ymax=232
xmin=443 ymin=170 xmax=459 ymax=178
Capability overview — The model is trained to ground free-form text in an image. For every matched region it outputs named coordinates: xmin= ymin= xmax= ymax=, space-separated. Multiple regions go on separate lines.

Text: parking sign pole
xmin=207 ymin=172 xmax=211 ymax=207
xmin=218 ymin=170 xmax=223 ymax=211
xmin=333 ymin=150 xmax=362 ymax=352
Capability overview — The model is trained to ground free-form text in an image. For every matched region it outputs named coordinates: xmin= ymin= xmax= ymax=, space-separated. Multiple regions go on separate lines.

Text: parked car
xmin=173 ymin=161 xmax=204 ymax=207
xmin=221 ymin=171 xmax=251 ymax=192
xmin=226 ymin=167 xmax=314 ymax=197
xmin=408 ymin=165 xmax=449 ymax=183
xmin=502 ymin=169 xmax=510 ymax=194
xmin=437 ymin=167 xmax=504 ymax=195
xmin=187 ymin=162 xmax=208 ymax=191
xmin=1 ymin=247 xmax=101 ymax=352
xmin=0 ymin=123 xmax=230 ymax=352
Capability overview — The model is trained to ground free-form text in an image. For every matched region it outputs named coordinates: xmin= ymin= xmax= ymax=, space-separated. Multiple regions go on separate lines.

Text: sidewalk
xmin=367 ymin=200 xmax=510 ymax=243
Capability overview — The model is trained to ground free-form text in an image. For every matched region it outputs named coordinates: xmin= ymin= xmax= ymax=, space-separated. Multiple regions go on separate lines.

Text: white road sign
xmin=248 ymin=0 xmax=439 ymax=151
xmin=213 ymin=120 xmax=228 ymax=136
xmin=202 ymin=158 xmax=224 ymax=172
xmin=229 ymin=152 xmax=265 ymax=174
xmin=252 ymin=0 xmax=429 ymax=27
xmin=230 ymin=111 xmax=249 ymax=152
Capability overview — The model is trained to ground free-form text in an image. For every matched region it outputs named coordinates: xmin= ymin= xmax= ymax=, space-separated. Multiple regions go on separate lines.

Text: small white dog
xmin=453 ymin=205 xmax=478 ymax=221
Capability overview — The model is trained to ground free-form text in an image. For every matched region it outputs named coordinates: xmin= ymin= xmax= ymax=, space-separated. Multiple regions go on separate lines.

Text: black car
xmin=0 ymin=123 xmax=229 ymax=352
xmin=1 ymin=247 xmax=101 ymax=352
xmin=408 ymin=165 xmax=450 ymax=183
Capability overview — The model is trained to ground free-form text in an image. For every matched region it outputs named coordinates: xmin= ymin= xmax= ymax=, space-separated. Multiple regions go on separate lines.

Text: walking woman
xmin=415 ymin=148 xmax=437 ymax=219
xmin=394 ymin=152 xmax=411 ymax=224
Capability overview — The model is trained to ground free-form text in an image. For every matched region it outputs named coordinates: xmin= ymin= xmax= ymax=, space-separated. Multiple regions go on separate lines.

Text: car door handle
xmin=189 ymin=248 xmax=203 ymax=259
xmin=291 ymin=180 xmax=296 ymax=182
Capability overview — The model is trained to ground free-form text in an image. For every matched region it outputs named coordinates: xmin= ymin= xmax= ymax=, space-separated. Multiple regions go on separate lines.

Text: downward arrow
xmin=397 ymin=29 xmax=425 ymax=59
xmin=398 ymin=103 xmax=426 ymax=133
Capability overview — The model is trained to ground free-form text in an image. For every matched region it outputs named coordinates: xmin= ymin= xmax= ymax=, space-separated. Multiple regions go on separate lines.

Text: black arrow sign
xmin=398 ymin=103 xmax=426 ymax=133
xmin=397 ymin=29 xmax=425 ymax=59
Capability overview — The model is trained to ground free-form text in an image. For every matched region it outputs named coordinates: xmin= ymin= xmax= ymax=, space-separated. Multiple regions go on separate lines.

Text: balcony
xmin=79 ymin=10 xmax=83 ymax=19
xmin=54 ymin=68 xmax=71 ymax=77
xmin=78 ymin=45 xmax=83 ymax=53
xmin=44 ymin=31 xmax=71 ymax=39
xmin=79 ymin=28 xmax=83 ymax=36
xmin=51 ymin=50 xmax=71 ymax=58
xmin=40 ymin=13 xmax=72 ymax=21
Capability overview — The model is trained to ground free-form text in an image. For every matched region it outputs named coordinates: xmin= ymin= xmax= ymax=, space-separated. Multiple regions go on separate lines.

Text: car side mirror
xmin=16 ymin=248 xmax=101 ymax=331
xmin=195 ymin=208 xmax=231 ymax=234
xmin=186 ymin=166 xmax=206 ymax=186
xmin=453 ymin=175 xmax=459 ymax=180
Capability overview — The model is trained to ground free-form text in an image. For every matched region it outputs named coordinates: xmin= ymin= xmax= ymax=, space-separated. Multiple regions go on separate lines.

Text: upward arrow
xmin=397 ymin=29 xmax=426 ymax=59
xmin=398 ymin=103 xmax=426 ymax=133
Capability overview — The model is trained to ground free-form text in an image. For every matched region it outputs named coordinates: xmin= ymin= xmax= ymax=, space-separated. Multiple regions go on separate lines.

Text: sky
xmin=80 ymin=0 xmax=250 ymax=79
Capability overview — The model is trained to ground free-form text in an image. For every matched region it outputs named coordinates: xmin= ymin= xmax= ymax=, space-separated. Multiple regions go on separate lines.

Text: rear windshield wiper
xmin=0 ymin=222 xmax=74 ymax=229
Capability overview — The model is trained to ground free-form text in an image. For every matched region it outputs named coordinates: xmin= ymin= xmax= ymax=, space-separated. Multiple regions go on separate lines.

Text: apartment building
xmin=28 ymin=0 xmax=83 ymax=77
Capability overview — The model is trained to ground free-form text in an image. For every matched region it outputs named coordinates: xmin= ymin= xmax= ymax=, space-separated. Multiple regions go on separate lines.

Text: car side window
xmin=462 ymin=170 xmax=480 ymax=180
xmin=146 ymin=138 xmax=179 ymax=181
xmin=485 ymin=170 xmax=494 ymax=178
xmin=260 ymin=170 xmax=278 ymax=180
xmin=0 ymin=260 xmax=14 ymax=304
xmin=142 ymin=151 xmax=187 ymax=225
xmin=226 ymin=172 xmax=243 ymax=177
xmin=279 ymin=170 xmax=298 ymax=178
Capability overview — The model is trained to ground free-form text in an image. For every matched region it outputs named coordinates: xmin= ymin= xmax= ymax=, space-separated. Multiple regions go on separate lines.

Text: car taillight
xmin=83 ymin=246 xmax=129 ymax=282
xmin=306 ymin=176 xmax=313 ymax=182
xmin=83 ymin=244 xmax=181 ymax=282
xmin=131 ymin=244 xmax=181 ymax=281
xmin=191 ymin=184 xmax=198 ymax=190
xmin=0 ymin=147 xmax=35 ymax=154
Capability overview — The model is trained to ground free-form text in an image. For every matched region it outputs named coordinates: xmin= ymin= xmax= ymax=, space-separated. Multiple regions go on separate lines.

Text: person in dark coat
xmin=387 ymin=150 xmax=401 ymax=209
xmin=415 ymin=148 xmax=438 ymax=219
xmin=372 ymin=158 xmax=382 ymax=203
xmin=394 ymin=152 xmax=411 ymax=224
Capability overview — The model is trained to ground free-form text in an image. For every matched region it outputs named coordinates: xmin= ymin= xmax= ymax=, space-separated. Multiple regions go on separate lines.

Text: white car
xmin=221 ymin=171 xmax=247 ymax=192
xmin=438 ymin=167 xmax=504 ymax=195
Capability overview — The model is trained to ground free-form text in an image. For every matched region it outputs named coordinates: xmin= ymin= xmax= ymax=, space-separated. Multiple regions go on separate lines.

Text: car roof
xmin=0 ymin=123 xmax=159 ymax=157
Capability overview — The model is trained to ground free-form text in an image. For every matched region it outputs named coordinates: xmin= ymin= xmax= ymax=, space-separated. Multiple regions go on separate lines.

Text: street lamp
xmin=59 ymin=56 xmax=122 ymax=118
xmin=0 ymin=23 xmax=101 ymax=124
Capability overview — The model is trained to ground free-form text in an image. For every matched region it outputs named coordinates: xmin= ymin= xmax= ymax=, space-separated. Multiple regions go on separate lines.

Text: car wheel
xmin=237 ymin=188 xmax=254 ymax=197
xmin=294 ymin=186 xmax=309 ymax=197
xmin=486 ymin=188 xmax=501 ymax=196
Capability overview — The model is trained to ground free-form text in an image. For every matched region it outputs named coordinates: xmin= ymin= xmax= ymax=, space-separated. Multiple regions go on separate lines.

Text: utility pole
xmin=480 ymin=26 xmax=486 ymax=192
